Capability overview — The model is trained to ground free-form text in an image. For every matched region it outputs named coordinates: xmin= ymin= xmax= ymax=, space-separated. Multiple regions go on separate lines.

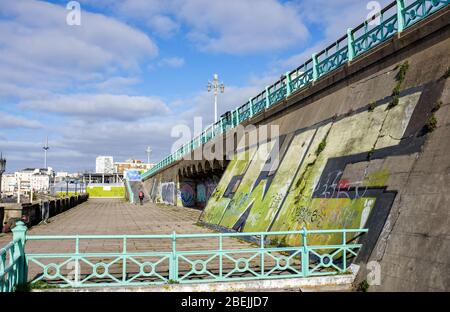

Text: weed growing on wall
xmin=444 ymin=66 xmax=450 ymax=79
xmin=425 ymin=115 xmax=438 ymax=133
xmin=388 ymin=61 xmax=410 ymax=110
xmin=424 ymin=100 xmax=442 ymax=133
xmin=357 ymin=280 xmax=370 ymax=292
xmin=432 ymin=100 xmax=442 ymax=113
xmin=316 ymin=138 xmax=327 ymax=156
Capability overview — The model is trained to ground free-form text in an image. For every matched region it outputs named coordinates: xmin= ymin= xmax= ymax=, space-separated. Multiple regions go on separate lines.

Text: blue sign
xmin=125 ymin=169 xmax=142 ymax=181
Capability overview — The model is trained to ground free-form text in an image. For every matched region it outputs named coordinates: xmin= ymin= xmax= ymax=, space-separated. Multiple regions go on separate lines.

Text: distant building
xmin=54 ymin=171 xmax=69 ymax=183
xmin=30 ymin=173 xmax=51 ymax=192
xmin=1 ymin=174 xmax=16 ymax=196
xmin=96 ymin=156 xmax=114 ymax=174
xmin=114 ymin=159 xmax=154 ymax=174
xmin=14 ymin=168 xmax=54 ymax=193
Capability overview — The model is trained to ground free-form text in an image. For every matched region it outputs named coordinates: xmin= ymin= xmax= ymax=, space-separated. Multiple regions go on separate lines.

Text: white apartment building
xmin=30 ymin=173 xmax=51 ymax=192
xmin=15 ymin=168 xmax=54 ymax=193
xmin=96 ymin=156 xmax=114 ymax=174
xmin=1 ymin=173 xmax=16 ymax=196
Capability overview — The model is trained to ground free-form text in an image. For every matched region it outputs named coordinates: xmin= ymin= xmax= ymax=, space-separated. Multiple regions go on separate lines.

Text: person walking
xmin=138 ymin=191 xmax=144 ymax=206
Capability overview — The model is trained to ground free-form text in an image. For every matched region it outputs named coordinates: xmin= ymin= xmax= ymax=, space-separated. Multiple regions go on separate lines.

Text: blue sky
xmin=0 ymin=0 xmax=391 ymax=173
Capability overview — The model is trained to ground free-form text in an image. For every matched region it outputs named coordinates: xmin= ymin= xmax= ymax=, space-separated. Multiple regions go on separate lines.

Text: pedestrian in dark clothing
xmin=138 ymin=191 xmax=144 ymax=205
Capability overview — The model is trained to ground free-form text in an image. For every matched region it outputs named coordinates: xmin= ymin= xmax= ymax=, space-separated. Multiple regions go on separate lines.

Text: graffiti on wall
xmin=201 ymin=88 xmax=428 ymax=250
xmin=125 ymin=169 xmax=142 ymax=182
xmin=180 ymin=180 xmax=196 ymax=207
xmin=161 ymin=182 xmax=176 ymax=205
xmin=179 ymin=176 xmax=220 ymax=208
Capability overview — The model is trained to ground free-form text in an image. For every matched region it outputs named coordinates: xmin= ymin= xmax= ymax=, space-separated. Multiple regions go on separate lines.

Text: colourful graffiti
xmin=125 ymin=169 xmax=142 ymax=182
xmin=179 ymin=177 xmax=220 ymax=208
xmin=201 ymin=89 xmax=425 ymax=248
xmin=161 ymin=182 xmax=176 ymax=205
xmin=180 ymin=180 xmax=196 ymax=207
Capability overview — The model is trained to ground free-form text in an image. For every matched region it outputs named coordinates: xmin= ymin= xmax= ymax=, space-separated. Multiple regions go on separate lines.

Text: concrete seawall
xmin=0 ymin=194 xmax=89 ymax=231
xmin=143 ymin=7 xmax=450 ymax=291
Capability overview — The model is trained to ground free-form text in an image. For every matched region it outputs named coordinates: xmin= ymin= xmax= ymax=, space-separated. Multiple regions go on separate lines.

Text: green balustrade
xmin=0 ymin=222 xmax=27 ymax=292
xmin=1 ymin=225 xmax=368 ymax=290
xmin=141 ymin=0 xmax=449 ymax=180
xmin=124 ymin=179 xmax=134 ymax=204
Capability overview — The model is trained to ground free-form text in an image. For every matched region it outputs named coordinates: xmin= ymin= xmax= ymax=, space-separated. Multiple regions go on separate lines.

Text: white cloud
xmin=0 ymin=0 xmax=158 ymax=95
xmin=18 ymin=93 xmax=170 ymax=121
xmin=159 ymin=57 xmax=185 ymax=68
xmin=0 ymin=112 xmax=43 ymax=129
xmin=94 ymin=77 xmax=140 ymax=92
xmin=147 ymin=15 xmax=180 ymax=38
xmin=173 ymin=0 xmax=308 ymax=54
xmin=275 ymin=0 xmax=393 ymax=70
xmin=83 ymin=0 xmax=309 ymax=54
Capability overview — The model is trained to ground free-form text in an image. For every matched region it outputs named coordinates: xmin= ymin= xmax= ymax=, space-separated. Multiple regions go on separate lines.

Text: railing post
xmin=248 ymin=98 xmax=254 ymax=117
xmin=301 ymin=227 xmax=309 ymax=277
xmin=397 ymin=0 xmax=405 ymax=33
xmin=219 ymin=234 xmax=223 ymax=279
xmin=12 ymin=221 xmax=28 ymax=285
xmin=74 ymin=236 xmax=80 ymax=286
xmin=285 ymin=72 xmax=292 ymax=97
xmin=260 ymin=234 xmax=265 ymax=277
xmin=122 ymin=237 xmax=127 ymax=284
xmin=347 ymin=28 xmax=355 ymax=62
xmin=169 ymin=231 xmax=178 ymax=282
xmin=235 ymin=108 xmax=240 ymax=124
xmin=342 ymin=231 xmax=347 ymax=273
xmin=312 ymin=53 xmax=319 ymax=81
xmin=265 ymin=87 xmax=270 ymax=108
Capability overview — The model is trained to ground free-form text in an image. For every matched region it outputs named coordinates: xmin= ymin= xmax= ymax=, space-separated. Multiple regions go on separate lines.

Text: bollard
xmin=12 ymin=221 xmax=28 ymax=285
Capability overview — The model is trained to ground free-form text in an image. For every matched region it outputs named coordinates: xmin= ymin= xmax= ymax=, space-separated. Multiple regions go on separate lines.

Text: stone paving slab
xmin=1 ymin=199 xmax=288 ymax=286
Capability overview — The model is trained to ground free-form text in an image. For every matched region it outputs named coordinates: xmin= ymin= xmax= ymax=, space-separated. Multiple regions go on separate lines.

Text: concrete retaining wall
xmin=141 ymin=7 xmax=450 ymax=291
xmin=1 ymin=194 xmax=89 ymax=231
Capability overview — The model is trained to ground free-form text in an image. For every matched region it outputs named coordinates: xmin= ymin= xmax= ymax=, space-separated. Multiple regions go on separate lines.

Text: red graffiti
xmin=337 ymin=179 xmax=350 ymax=190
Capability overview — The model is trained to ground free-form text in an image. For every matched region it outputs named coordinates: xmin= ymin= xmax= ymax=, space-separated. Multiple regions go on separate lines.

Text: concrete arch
xmin=212 ymin=159 xmax=221 ymax=171
xmin=204 ymin=161 xmax=212 ymax=172
xmin=197 ymin=162 xmax=204 ymax=175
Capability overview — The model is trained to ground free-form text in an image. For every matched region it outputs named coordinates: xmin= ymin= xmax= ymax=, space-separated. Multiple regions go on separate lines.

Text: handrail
xmin=124 ymin=178 xmax=134 ymax=204
xmin=0 ymin=225 xmax=27 ymax=292
xmin=19 ymin=227 xmax=368 ymax=288
xmin=26 ymin=227 xmax=368 ymax=240
xmin=141 ymin=0 xmax=449 ymax=180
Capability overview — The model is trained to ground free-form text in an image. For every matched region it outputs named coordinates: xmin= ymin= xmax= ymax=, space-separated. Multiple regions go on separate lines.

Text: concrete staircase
xmin=128 ymin=181 xmax=149 ymax=204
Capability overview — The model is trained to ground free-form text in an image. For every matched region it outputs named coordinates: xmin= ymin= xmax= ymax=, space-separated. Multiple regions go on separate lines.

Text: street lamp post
xmin=43 ymin=136 xmax=50 ymax=169
xmin=146 ymin=146 xmax=152 ymax=164
xmin=207 ymin=74 xmax=225 ymax=123
xmin=0 ymin=153 xmax=6 ymax=203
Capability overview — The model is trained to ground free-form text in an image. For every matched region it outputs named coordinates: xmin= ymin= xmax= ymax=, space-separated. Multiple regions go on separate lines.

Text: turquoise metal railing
xmin=124 ymin=179 xmax=134 ymax=204
xmin=0 ymin=223 xmax=27 ymax=292
xmin=148 ymin=0 xmax=450 ymax=180
xmin=0 ymin=222 xmax=368 ymax=290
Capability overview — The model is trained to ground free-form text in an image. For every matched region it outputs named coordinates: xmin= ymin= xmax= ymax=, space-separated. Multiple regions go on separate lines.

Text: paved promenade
xmin=1 ymin=199 xmax=207 ymax=243
xmin=1 ymin=199 xmax=265 ymax=285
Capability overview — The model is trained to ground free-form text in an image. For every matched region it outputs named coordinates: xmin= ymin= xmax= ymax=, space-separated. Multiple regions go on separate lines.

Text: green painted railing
xmin=0 ymin=223 xmax=27 ymax=292
xmin=141 ymin=0 xmax=449 ymax=180
xmin=124 ymin=179 xmax=134 ymax=204
xmin=1 ymin=222 xmax=367 ymax=290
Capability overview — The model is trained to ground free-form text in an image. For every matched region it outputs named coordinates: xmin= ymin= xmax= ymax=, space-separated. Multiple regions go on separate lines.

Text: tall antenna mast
xmin=43 ymin=136 xmax=50 ymax=169
xmin=145 ymin=146 xmax=152 ymax=164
